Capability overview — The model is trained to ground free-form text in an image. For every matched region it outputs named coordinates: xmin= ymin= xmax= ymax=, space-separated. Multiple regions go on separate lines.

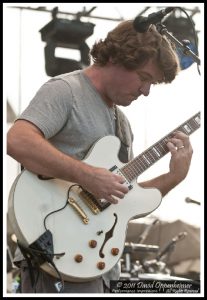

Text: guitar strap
xmin=17 ymin=230 xmax=65 ymax=291
xmin=17 ymin=241 xmax=38 ymax=288
xmin=114 ymin=106 xmax=134 ymax=163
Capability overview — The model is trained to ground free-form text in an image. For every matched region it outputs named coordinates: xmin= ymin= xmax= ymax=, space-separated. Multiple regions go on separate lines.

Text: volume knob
xmin=89 ymin=240 xmax=97 ymax=248
xmin=111 ymin=248 xmax=119 ymax=256
xmin=74 ymin=254 xmax=83 ymax=263
xmin=97 ymin=262 xmax=105 ymax=270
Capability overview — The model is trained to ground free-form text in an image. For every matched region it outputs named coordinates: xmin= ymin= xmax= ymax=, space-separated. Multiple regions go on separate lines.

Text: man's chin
xmin=122 ymin=100 xmax=132 ymax=107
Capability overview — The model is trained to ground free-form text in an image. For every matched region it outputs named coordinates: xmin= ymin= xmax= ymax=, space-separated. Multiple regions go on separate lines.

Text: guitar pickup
xmin=79 ymin=189 xmax=100 ymax=215
xmin=109 ymin=165 xmax=133 ymax=190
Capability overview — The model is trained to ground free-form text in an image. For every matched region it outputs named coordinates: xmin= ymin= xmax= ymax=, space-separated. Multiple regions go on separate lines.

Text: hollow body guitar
xmin=8 ymin=112 xmax=200 ymax=282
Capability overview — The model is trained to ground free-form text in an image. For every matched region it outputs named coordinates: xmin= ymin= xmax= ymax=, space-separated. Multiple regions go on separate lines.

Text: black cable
xmin=33 ymin=269 xmax=40 ymax=293
xmin=20 ymin=244 xmax=65 ymax=293
xmin=43 ymin=184 xmax=81 ymax=230
xmin=47 ymin=257 xmax=65 ymax=293
xmin=40 ymin=183 xmax=81 ymax=292
xmin=177 ymin=7 xmax=199 ymax=56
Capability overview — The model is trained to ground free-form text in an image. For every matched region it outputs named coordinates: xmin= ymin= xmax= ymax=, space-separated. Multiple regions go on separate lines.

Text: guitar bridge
xmin=68 ymin=197 xmax=89 ymax=224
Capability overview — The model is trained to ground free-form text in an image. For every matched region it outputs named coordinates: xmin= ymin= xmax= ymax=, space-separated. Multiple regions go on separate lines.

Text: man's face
xmin=105 ymin=59 xmax=164 ymax=107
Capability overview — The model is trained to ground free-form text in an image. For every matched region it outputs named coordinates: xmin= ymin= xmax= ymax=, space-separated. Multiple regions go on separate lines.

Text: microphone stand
xmin=156 ymin=232 xmax=187 ymax=262
xmin=155 ymin=23 xmax=201 ymax=66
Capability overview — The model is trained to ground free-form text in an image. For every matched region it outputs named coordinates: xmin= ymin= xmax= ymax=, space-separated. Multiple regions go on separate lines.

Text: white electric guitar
xmin=8 ymin=112 xmax=200 ymax=282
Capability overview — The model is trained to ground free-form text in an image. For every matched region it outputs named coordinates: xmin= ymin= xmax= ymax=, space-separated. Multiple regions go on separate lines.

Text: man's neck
xmin=83 ymin=65 xmax=114 ymax=107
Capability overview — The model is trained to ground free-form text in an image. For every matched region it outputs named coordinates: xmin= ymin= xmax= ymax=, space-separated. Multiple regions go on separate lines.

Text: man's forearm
xmin=139 ymin=172 xmax=181 ymax=197
xmin=7 ymin=121 xmax=91 ymax=184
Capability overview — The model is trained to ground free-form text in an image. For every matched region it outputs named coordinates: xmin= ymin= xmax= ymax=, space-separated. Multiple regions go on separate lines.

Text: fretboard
xmin=120 ymin=112 xmax=201 ymax=182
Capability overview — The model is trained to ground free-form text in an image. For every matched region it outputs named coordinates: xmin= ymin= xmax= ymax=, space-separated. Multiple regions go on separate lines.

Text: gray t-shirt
xmin=15 ymin=69 xmax=133 ymax=286
xmin=19 ymin=70 xmax=116 ymax=160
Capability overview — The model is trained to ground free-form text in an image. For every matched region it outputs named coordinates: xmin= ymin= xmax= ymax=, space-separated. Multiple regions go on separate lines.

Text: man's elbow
xmin=7 ymin=125 xmax=27 ymax=161
xmin=7 ymin=128 xmax=19 ymax=158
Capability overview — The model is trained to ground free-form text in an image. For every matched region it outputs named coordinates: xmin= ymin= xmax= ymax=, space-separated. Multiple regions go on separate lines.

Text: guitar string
xmin=121 ymin=114 xmax=200 ymax=181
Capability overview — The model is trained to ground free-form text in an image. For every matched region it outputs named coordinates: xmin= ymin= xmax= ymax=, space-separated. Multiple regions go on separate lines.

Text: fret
xmin=122 ymin=164 xmax=136 ymax=181
xmin=141 ymin=151 xmax=153 ymax=165
xmin=191 ymin=119 xmax=199 ymax=131
xmin=155 ymin=142 xmax=167 ymax=156
xmin=136 ymin=157 xmax=146 ymax=170
xmin=154 ymin=144 xmax=162 ymax=156
xmin=152 ymin=146 xmax=161 ymax=157
xmin=185 ymin=122 xmax=193 ymax=133
xmin=142 ymin=154 xmax=151 ymax=165
xmin=126 ymin=171 xmax=136 ymax=182
xmin=122 ymin=159 xmax=144 ymax=179
xmin=188 ymin=120 xmax=195 ymax=130
xmin=137 ymin=156 xmax=149 ymax=169
xmin=195 ymin=115 xmax=200 ymax=125
xmin=177 ymin=126 xmax=186 ymax=134
xmin=127 ymin=165 xmax=137 ymax=179
xmin=137 ymin=153 xmax=153 ymax=170
xmin=120 ymin=112 xmax=200 ymax=181
xmin=134 ymin=159 xmax=148 ymax=176
xmin=190 ymin=118 xmax=200 ymax=131
xmin=182 ymin=124 xmax=191 ymax=134
xmin=149 ymin=148 xmax=158 ymax=161
xmin=146 ymin=149 xmax=157 ymax=162
xmin=189 ymin=119 xmax=197 ymax=130
xmin=130 ymin=161 xmax=141 ymax=175
xmin=159 ymin=140 xmax=169 ymax=154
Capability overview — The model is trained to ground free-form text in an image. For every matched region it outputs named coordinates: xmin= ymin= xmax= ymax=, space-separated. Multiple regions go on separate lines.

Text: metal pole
xmin=9 ymin=5 xmax=124 ymax=22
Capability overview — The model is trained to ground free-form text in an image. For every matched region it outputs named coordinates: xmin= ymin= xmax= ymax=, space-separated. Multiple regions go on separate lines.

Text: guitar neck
xmin=121 ymin=112 xmax=201 ymax=182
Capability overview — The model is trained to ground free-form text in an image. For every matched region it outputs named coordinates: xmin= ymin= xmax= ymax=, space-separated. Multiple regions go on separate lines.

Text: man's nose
xmin=140 ymin=82 xmax=151 ymax=96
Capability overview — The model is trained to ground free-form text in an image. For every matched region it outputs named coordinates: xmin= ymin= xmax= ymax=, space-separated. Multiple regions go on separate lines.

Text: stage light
xmin=39 ymin=17 xmax=95 ymax=76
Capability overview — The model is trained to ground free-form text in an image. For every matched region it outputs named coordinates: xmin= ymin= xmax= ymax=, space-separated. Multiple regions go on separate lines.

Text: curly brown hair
xmin=90 ymin=20 xmax=180 ymax=83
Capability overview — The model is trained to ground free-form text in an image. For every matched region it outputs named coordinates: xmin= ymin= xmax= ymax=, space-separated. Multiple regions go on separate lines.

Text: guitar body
xmin=8 ymin=136 xmax=162 ymax=282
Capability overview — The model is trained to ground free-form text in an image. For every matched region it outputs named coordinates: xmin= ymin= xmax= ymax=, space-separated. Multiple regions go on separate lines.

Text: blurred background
xmin=4 ymin=3 xmax=204 ymax=294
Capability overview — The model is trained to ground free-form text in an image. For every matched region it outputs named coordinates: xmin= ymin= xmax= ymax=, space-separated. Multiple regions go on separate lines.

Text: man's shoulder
xmin=55 ymin=70 xmax=82 ymax=79
xmin=47 ymin=70 xmax=83 ymax=86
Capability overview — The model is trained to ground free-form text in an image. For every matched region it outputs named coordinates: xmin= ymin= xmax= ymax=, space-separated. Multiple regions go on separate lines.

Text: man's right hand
xmin=79 ymin=166 xmax=129 ymax=204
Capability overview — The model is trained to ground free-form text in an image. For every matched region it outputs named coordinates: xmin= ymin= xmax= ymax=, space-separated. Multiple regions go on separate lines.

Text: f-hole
xmin=99 ymin=213 xmax=118 ymax=258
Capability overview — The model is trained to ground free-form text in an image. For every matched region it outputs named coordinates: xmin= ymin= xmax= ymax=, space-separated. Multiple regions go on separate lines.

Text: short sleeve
xmin=18 ymin=79 xmax=74 ymax=139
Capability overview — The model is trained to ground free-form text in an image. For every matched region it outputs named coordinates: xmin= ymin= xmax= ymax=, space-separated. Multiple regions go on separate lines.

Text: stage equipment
xmin=133 ymin=6 xmax=200 ymax=71
xmin=162 ymin=8 xmax=200 ymax=70
xmin=39 ymin=7 xmax=95 ymax=76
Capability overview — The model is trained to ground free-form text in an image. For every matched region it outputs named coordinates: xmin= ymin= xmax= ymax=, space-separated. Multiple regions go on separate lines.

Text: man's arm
xmin=139 ymin=131 xmax=193 ymax=197
xmin=7 ymin=120 xmax=128 ymax=203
